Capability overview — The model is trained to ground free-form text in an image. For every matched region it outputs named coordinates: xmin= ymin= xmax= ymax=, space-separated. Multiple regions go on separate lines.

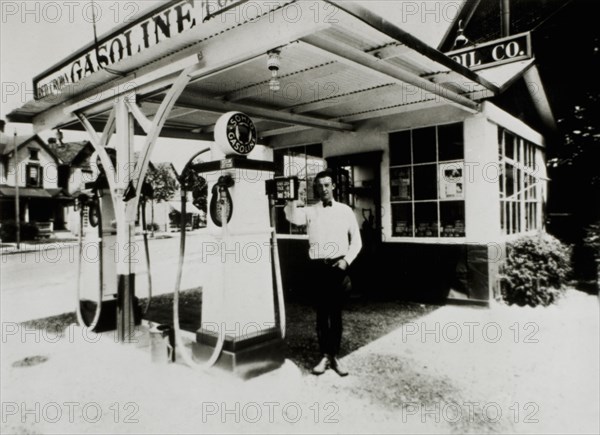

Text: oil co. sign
xmin=33 ymin=0 xmax=248 ymax=100
xmin=445 ymin=32 xmax=532 ymax=71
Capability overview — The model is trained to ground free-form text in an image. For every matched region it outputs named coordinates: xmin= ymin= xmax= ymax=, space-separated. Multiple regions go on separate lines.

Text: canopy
xmin=7 ymin=0 xmax=498 ymax=143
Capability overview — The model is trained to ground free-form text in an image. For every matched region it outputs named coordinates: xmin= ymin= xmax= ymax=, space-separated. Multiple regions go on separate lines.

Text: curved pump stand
xmin=175 ymin=154 xmax=286 ymax=379
xmin=75 ymin=173 xmax=154 ymax=332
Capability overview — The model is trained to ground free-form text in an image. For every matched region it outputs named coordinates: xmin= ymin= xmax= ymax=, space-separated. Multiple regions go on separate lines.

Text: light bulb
xmin=269 ymin=77 xmax=280 ymax=91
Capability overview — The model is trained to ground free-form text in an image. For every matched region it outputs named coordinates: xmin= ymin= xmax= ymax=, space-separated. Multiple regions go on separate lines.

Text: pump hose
xmin=269 ymin=199 xmax=286 ymax=339
xmin=140 ymin=198 xmax=152 ymax=315
xmin=75 ymin=194 xmax=103 ymax=330
xmin=173 ymin=190 xmax=226 ymax=369
xmin=172 ymin=148 xmax=224 ymax=369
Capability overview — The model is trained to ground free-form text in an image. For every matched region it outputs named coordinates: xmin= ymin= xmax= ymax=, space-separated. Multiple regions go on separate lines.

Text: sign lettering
xmin=33 ymin=0 xmax=248 ymax=99
xmin=445 ymin=32 xmax=531 ymax=71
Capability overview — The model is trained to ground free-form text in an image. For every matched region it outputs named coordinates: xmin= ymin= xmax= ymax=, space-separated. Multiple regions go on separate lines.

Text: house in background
xmin=0 ymin=120 xmax=71 ymax=235
xmin=141 ymin=161 xmax=206 ymax=232
xmin=46 ymin=137 xmax=97 ymax=234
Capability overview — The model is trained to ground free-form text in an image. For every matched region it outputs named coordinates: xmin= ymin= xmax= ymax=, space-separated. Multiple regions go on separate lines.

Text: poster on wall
xmin=390 ymin=167 xmax=411 ymax=201
xmin=439 ymin=162 xmax=464 ymax=199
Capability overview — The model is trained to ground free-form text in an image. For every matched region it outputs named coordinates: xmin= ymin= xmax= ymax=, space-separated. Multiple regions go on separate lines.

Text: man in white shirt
xmin=284 ymin=169 xmax=362 ymax=376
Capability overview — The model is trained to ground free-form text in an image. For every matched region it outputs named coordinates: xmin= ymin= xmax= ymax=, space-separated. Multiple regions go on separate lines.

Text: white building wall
xmin=6 ymin=144 xmax=58 ymax=188
xmin=463 ymin=114 xmax=502 ymax=244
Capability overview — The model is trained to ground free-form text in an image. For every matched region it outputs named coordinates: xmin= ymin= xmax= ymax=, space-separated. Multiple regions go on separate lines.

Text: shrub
xmin=0 ymin=221 xmax=40 ymax=242
xmin=500 ymin=233 xmax=572 ymax=306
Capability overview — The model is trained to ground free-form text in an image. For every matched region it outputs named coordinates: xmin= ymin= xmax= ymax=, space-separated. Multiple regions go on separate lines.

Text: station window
xmin=389 ymin=123 xmax=465 ymax=238
xmin=273 ymin=144 xmax=325 ymax=235
xmin=29 ymin=149 xmax=39 ymax=160
xmin=498 ymin=128 xmax=544 ymax=235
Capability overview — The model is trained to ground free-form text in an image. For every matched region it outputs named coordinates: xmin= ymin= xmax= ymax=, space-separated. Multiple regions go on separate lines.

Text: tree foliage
xmin=146 ymin=164 xmax=178 ymax=203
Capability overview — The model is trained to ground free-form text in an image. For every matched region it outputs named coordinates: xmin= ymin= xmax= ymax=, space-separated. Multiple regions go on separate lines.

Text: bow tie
xmin=322 ymin=200 xmax=332 ymax=208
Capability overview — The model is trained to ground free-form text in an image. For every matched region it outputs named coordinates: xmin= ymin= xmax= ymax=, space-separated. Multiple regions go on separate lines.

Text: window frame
xmin=388 ymin=122 xmax=466 ymax=241
xmin=25 ymin=163 xmax=44 ymax=187
xmin=273 ymin=143 xmax=325 ymax=237
xmin=498 ymin=128 xmax=544 ymax=236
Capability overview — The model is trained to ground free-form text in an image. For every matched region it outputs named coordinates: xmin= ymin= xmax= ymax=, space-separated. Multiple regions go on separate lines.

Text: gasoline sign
xmin=214 ymin=112 xmax=257 ymax=156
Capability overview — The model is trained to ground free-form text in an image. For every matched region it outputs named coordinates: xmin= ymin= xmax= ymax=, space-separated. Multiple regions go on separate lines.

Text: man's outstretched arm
xmin=283 ymin=200 xmax=308 ymax=226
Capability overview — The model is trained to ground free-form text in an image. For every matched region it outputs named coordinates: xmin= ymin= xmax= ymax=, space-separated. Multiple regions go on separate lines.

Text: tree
xmin=145 ymin=163 xmax=178 ymax=235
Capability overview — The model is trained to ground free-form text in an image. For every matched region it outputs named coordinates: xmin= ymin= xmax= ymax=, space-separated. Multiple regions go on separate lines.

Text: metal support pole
xmin=13 ymin=131 xmax=20 ymax=249
xmin=115 ymin=96 xmax=137 ymax=342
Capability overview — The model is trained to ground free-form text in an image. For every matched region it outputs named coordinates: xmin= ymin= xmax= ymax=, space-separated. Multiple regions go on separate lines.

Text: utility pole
xmin=13 ymin=131 xmax=20 ymax=249
xmin=501 ymin=0 xmax=511 ymax=37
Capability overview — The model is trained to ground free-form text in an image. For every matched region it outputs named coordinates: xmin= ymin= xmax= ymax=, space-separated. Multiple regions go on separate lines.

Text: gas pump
xmin=75 ymin=149 xmax=152 ymax=332
xmin=172 ymin=112 xmax=287 ymax=378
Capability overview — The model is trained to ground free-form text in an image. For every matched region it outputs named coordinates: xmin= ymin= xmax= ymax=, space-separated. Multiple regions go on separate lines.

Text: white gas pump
xmin=175 ymin=112 xmax=286 ymax=378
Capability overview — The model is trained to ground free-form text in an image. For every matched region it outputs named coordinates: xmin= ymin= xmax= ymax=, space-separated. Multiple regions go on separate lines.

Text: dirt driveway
xmin=1 ymin=289 xmax=598 ymax=434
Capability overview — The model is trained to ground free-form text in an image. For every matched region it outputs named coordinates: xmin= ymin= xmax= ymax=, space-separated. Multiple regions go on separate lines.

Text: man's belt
xmin=312 ymin=256 xmax=344 ymax=266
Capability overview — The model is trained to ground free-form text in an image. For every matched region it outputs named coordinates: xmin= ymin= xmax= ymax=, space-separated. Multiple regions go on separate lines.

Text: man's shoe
xmin=330 ymin=356 xmax=348 ymax=377
xmin=312 ymin=355 xmax=330 ymax=375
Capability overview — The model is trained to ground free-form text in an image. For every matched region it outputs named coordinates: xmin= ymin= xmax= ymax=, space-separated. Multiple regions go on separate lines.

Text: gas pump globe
xmin=191 ymin=112 xmax=284 ymax=377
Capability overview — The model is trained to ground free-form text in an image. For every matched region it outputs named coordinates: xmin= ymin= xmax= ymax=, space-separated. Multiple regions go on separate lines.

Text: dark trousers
xmin=311 ymin=258 xmax=349 ymax=356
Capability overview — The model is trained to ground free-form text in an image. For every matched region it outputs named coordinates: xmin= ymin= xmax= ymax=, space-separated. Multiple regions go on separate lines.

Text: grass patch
xmin=21 ymin=312 xmax=77 ymax=333
xmin=18 ymin=293 xmax=438 ymax=375
xmin=286 ymin=299 xmax=438 ymax=372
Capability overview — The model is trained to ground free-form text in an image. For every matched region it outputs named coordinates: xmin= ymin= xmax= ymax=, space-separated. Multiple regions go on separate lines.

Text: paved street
xmin=1 ymin=233 xmax=215 ymax=323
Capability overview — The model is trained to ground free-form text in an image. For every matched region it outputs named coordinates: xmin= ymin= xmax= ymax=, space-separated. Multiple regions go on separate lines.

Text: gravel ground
xmin=2 ymin=289 xmax=598 ymax=434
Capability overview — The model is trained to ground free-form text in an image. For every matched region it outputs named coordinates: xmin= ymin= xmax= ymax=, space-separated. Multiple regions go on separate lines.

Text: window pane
xmin=438 ymin=123 xmax=464 ymax=161
xmin=392 ymin=203 xmax=413 ymax=237
xmin=415 ymin=202 xmax=438 ymax=237
xmin=499 ymin=163 xmax=505 ymax=197
xmin=305 ymin=143 xmax=322 ymax=159
xmin=412 ymin=127 xmax=436 ymax=163
xmin=506 ymin=164 xmax=515 ymax=197
xmin=390 ymin=167 xmax=411 ymax=201
xmin=511 ymin=202 xmax=518 ymax=233
xmin=413 ymin=164 xmax=437 ymax=200
xmin=505 ymin=133 xmax=515 ymax=159
xmin=389 ymin=131 xmax=411 ymax=166
xmin=275 ymin=145 xmax=323 ymax=235
xmin=440 ymin=201 xmax=465 ymax=237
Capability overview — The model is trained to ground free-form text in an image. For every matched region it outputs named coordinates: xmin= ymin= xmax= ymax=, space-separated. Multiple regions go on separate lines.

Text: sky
xmin=1 ymin=0 xmax=162 ymax=122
